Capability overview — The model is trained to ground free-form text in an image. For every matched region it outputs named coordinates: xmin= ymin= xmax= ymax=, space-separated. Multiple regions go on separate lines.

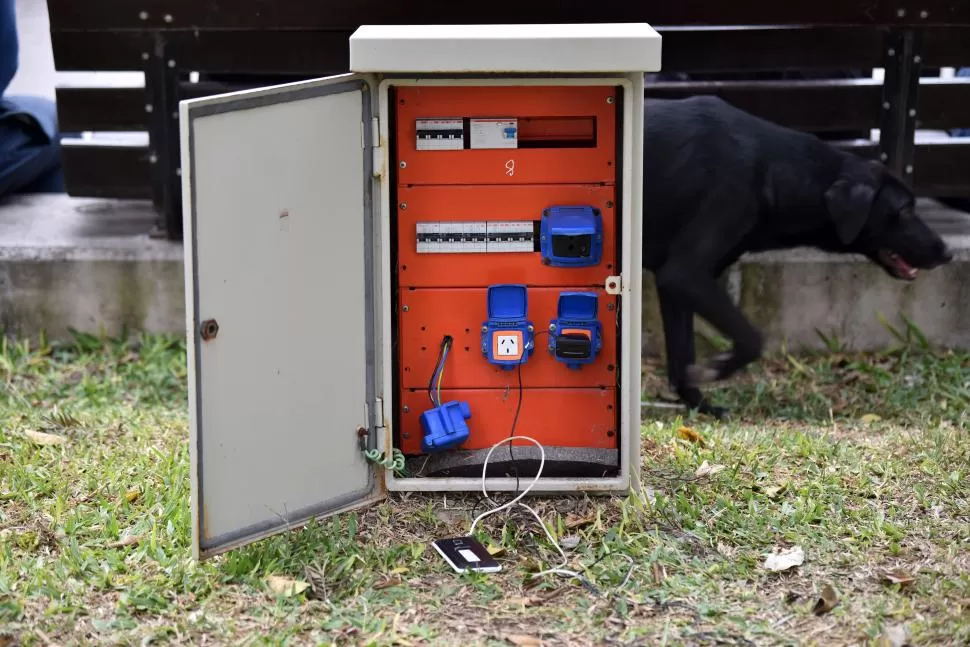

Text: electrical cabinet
xmin=180 ymin=23 xmax=662 ymax=559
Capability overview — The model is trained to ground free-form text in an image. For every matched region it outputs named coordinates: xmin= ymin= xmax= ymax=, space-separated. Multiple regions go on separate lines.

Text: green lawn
xmin=1 ymin=333 xmax=967 ymax=646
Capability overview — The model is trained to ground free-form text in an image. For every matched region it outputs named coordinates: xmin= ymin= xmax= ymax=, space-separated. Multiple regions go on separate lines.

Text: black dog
xmin=642 ymin=96 xmax=953 ymax=418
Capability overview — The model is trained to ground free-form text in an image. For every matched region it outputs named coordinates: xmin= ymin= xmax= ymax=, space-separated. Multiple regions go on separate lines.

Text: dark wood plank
xmin=646 ymin=79 xmax=882 ymax=132
xmin=46 ymin=0 xmax=970 ymax=30
xmin=56 ymin=87 xmax=146 ymax=131
xmin=916 ymin=79 xmax=970 ymax=130
xmin=913 ymin=141 xmax=970 ymax=196
xmin=61 ymin=145 xmax=153 ymax=199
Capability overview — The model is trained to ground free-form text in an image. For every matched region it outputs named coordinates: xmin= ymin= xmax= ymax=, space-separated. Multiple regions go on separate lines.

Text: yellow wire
xmin=435 ymin=342 xmax=448 ymax=405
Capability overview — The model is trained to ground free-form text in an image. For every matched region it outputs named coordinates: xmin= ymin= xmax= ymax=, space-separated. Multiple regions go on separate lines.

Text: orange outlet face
xmin=399 ymin=388 xmax=617 ymax=454
xmin=392 ymin=84 xmax=622 ymax=457
xmin=397 ymin=185 xmax=617 ymax=288
xmin=399 ymin=288 xmax=618 ymax=390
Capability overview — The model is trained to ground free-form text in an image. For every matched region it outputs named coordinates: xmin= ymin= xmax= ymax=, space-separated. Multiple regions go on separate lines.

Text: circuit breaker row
xmin=392 ymin=85 xmax=621 ymax=455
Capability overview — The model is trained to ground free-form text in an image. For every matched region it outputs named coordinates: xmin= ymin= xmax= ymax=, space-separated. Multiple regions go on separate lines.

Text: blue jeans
xmin=0 ymin=96 xmax=65 ymax=198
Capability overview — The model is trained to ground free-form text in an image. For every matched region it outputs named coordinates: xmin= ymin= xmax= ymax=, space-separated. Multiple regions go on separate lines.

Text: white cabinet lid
xmin=349 ymin=23 xmax=662 ymax=73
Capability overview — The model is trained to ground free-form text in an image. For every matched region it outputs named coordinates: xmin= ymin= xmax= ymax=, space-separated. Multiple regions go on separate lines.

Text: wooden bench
xmin=46 ymin=1 xmax=970 ymax=240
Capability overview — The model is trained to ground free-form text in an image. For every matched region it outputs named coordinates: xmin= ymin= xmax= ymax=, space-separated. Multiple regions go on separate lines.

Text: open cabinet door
xmin=180 ymin=74 xmax=383 ymax=560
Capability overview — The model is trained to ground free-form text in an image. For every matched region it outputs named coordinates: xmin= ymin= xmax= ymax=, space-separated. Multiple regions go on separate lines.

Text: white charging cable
xmin=468 ymin=436 xmax=585 ymax=582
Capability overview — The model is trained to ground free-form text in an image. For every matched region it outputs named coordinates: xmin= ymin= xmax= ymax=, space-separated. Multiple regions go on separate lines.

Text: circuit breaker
xmin=180 ymin=23 xmax=662 ymax=559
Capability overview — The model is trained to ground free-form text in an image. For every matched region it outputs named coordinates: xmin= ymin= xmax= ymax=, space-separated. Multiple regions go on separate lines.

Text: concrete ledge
xmin=3 ymin=195 xmax=969 ymax=353
xmin=0 ymin=195 xmax=184 ymax=339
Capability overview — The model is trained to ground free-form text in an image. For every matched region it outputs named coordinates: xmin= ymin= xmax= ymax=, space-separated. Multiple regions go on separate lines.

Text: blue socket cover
xmin=540 ymin=205 xmax=603 ymax=268
xmin=548 ymin=292 xmax=603 ymax=369
xmin=481 ymin=284 xmax=535 ymax=370
xmin=420 ymin=400 xmax=472 ymax=453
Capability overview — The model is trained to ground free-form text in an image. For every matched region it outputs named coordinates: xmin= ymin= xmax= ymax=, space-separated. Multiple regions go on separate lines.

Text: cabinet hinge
xmin=605 ymin=275 xmax=622 ymax=295
xmin=370 ymin=117 xmax=385 ymax=179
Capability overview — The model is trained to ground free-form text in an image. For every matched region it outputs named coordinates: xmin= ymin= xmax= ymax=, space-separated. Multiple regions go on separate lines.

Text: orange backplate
xmin=399 ymin=388 xmax=617 ymax=454
xmin=397 ymin=185 xmax=617 ymax=288
xmin=394 ymin=85 xmax=618 ymax=186
xmin=399 ymin=287 xmax=618 ymax=390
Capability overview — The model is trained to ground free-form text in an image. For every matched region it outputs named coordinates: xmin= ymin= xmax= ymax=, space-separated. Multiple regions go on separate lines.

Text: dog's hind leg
xmin=657 ymin=287 xmax=729 ymax=418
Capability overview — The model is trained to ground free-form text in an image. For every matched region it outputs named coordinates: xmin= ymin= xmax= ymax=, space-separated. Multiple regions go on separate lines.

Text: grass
xmin=1 ymin=332 xmax=968 ymax=646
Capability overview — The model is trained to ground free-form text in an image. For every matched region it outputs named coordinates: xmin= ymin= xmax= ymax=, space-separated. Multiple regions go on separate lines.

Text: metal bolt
xmin=527 ymin=325 xmax=534 ymax=333
xmin=880 ymin=152 xmax=889 ymax=161
xmin=399 ymin=161 xmax=407 ymax=169
xmin=914 ymin=55 xmax=922 ymax=64
xmin=549 ymin=324 xmax=557 ymax=331
xmin=149 ymin=153 xmax=158 ymax=164
xmin=164 ymin=13 xmax=173 ymax=23
xmin=168 ymin=59 xmax=176 ymax=68
xmin=888 ymin=48 xmax=896 ymax=57
xmin=905 ymin=164 xmax=914 ymax=174
xmin=920 ymin=10 xmax=929 ymax=18
xmin=402 ymin=305 xmax=409 ymax=312
xmin=399 ymin=202 xmax=407 ymax=210
xmin=607 ymin=303 xmax=615 ymax=311
xmin=403 ymin=406 xmax=410 ymax=413
xmin=175 ymin=168 xmax=182 ymax=177
xmin=481 ymin=326 xmax=488 ymax=333
xmin=139 ymin=11 xmax=148 ymax=20
xmin=403 ymin=433 xmax=410 ymax=439
xmin=606 ymin=201 xmax=614 ymax=208
xmin=540 ymin=235 xmax=546 ymax=241
xmin=145 ymin=104 xmax=154 ymax=113
xmin=171 ymin=112 xmax=178 ymax=120
xmin=606 ymin=97 xmax=615 ymax=104
xmin=200 ymin=319 xmax=219 ymax=340
xmin=909 ymin=109 xmax=917 ymax=117
xmin=897 ymin=8 xmax=906 ymax=17
xmin=883 ymin=101 xmax=891 ymax=110
xmin=141 ymin=52 xmax=150 ymax=61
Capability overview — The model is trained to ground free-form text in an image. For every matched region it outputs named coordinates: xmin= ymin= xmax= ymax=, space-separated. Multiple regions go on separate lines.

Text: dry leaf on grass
xmin=652 ymin=562 xmax=667 ymax=584
xmin=24 ymin=430 xmax=67 ymax=446
xmin=561 ymin=535 xmax=581 ymax=550
xmin=676 ymin=426 xmax=704 ymax=445
xmin=861 ymin=413 xmax=883 ymax=424
xmin=106 ymin=535 xmax=141 ymax=549
xmin=880 ymin=569 xmax=916 ymax=589
xmin=873 ymin=624 xmax=910 ymax=647
xmin=812 ymin=584 xmax=839 ymax=615
xmin=763 ymin=483 xmax=788 ymax=499
xmin=389 ymin=567 xmax=409 ymax=575
xmin=266 ymin=575 xmax=310 ymax=597
xmin=565 ymin=512 xmax=596 ymax=529
xmin=763 ymin=545 xmax=805 ymax=572
xmin=486 ymin=544 xmax=506 ymax=557
xmin=373 ymin=576 xmax=404 ymax=590
xmin=505 ymin=635 xmax=542 ymax=646
xmin=695 ymin=461 xmax=726 ymax=478
xmin=123 ymin=488 xmax=141 ymax=504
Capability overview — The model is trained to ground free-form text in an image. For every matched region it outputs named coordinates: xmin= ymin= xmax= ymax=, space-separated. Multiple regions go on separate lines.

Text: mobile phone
xmin=432 ymin=536 xmax=502 ymax=574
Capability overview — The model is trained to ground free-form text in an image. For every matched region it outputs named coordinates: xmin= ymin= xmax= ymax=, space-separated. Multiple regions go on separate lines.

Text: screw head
xmin=481 ymin=326 xmax=488 ymax=333
xmin=905 ymin=164 xmax=914 ymax=174
xmin=168 ymin=59 xmax=176 ymax=68
xmin=149 ymin=153 xmax=158 ymax=164
xmin=883 ymin=101 xmax=891 ymax=110
xmin=606 ymin=201 xmax=614 ymax=208
xmin=141 ymin=52 xmax=150 ymax=61
xmin=527 ymin=325 xmax=534 ymax=333
xmin=920 ymin=9 xmax=929 ymax=18
xmin=399 ymin=202 xmax=407 ymax=210
xmin=888 ymin=48 xmax=896 ymax=57
xmin=909 ymin=109 xmax=917 ymax=117
xmin=139 ymin=11 xmax=148 ymax=20
xmin=399 ymin=161 xmax=407 ymax=169
xmin=607 ymin=303 xmax=615 ymax=311
xmin=200 ymin=319 xmax=219 ymax=340
xmin=164 ymin=13 xmax=173 ymax=22
xmin=897 ymin=8 xmax=906 ymax=17
xmin=914 ymin=55 xmax=922 ymax=64
xmin=880 ymin=152 xmax=889 ymax=161
xmin=145 ymin=104 xmax=153 ymax=113
xmin=402 ymin=305 xmax=409 ymax=312
xmin=403 ymin=406 xmax=410 ymax=413
xmin=607 ymin=96 xmax=615 ymax=104
xmin=549 ymin=324 xmax=557 ymax=332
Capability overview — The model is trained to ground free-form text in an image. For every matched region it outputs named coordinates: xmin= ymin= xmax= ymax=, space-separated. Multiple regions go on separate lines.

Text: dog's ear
xmin=825 ymin=174 xmax=877 ymax=244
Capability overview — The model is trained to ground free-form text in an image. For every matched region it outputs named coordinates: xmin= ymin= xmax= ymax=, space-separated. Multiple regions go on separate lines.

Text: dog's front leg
xmin=655 ymin=262 xmax=763 ymax=387
xmin=657 ymin=286 xmax=729 ymax=419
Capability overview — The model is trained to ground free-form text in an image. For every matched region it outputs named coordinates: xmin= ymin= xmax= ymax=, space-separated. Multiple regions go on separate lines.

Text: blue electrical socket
xmin=548 ymin=292 xmax=603 ymax=369
xmin=481 ymin=284 xmax=535 ymax=371
xmin=420 ymin=401 xmax=472 ymax=453
xmin=540 ymin=205 xmax=603 ymax=268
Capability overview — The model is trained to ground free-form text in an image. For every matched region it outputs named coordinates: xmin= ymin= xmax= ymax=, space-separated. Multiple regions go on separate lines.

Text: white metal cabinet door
xmin=180 ymin=74 xmax=382 ymax=559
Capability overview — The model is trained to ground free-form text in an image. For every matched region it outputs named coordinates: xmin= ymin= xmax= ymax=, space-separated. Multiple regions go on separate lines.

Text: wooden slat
xmin=61 ymin=145 xmax=153 ymax=199
xmin=646 ymin=80 xmax=882 ymax=132
xmin=913 ymin=141 xmax=970 ymax=196
xmin=917 ymin=79 xmax=970 ymax=130
xmin=56 ymin=87 xmax=145 ymax=131
xmin=46 ymin=0 xmax=970 ymax=30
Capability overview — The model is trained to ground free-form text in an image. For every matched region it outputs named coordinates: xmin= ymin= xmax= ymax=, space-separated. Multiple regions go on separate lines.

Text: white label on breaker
xmin=416 ymin=118 xmax=464 ymax=151
xmin=470 ymin=119 xmax=518 ymax=149
xmin=487 ymin=221 xmax=534 ymax=253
